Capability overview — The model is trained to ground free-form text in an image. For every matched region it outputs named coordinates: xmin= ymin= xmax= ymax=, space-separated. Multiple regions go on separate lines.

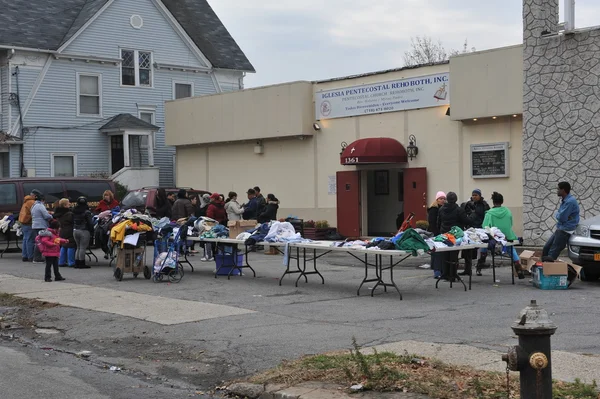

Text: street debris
xmin=109 ymin=366 xmax=122 ymax=372
xmin=76 ymin=351 xmax=92 ymax=358
xmin=350 ymin=383 xmax=364 ymax=391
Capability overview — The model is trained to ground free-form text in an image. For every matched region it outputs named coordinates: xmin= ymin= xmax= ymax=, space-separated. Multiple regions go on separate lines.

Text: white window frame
xmin=76 ymin=72 xmax=102 ymax=117
xmin=137 ymin=105 xmax=157 ymax=150
xmin=172 ymin=80 xmax=194 ymax=100
xmin=120 ymin=49 xmax=154 ymax=88
xmin=50 ymin=153 xmax=78 ymax=177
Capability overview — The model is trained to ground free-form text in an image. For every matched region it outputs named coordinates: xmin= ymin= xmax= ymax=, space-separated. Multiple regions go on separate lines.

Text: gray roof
xmin=0 ymin=0 xmax=254 ymax=72
xmin=100 ymin=114 xmax=160 ymax=131
xmin=161 ymin=0 xmax=254 ymax=72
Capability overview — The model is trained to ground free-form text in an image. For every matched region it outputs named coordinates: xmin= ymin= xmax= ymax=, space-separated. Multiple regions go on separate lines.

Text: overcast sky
xmin=209 ymin=0 xmax=600 ymax=88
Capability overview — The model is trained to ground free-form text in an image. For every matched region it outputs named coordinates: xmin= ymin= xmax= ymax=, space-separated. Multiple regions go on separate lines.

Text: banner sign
xmin=315 ymin=72 xmax=449 ymax=120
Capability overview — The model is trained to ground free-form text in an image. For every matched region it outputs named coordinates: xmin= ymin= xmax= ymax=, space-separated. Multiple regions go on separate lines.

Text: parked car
xmin=121 ymin=187 xmax=210 ymax=217
xmin=568 ymin=215 xmax=600 ymax=281
xmin=0 ymin=178 xmax=116 ymax=216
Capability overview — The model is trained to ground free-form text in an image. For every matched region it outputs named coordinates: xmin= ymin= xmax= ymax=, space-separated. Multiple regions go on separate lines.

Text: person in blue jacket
xmin=242 ymin=188 xmax=259 ymax=220
xmin=31 ymin=190 xmax=53 ymax=263
xmin=542 ymin=181 xmax=580 ymax=261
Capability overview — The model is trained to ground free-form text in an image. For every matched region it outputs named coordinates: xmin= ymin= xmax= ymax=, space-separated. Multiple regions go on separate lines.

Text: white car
xmin=568 ymin=215 xmax=600 ymax=281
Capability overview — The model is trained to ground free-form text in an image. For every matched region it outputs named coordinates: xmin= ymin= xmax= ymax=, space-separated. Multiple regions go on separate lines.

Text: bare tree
xmin=450 ymin=39 xmax=477 ymax=57
xmin=403 ymin=37 xmax=475 ymax=67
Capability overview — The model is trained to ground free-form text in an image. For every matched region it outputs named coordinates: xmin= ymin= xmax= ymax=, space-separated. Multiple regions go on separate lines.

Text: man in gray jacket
xmin=30 ymin=190 xmax=53 ymax=263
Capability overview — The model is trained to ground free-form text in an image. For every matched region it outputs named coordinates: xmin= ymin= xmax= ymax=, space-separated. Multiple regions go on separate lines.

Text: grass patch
xmin=554 ymin=379 xmax=599 ymax=398
xmin=249 ymin=338 xmax=599 ymax=399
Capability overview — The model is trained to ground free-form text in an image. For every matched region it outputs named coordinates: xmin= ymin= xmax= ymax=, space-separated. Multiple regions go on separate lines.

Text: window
xmin=22 ymin=182 xmax=65 ymax=205
xmin=0 ymin=183 xmax=17 ymax=205
xmin=121 ymin=49 xmax=153 ymax=87
xmin=65 ymin=182 xmax=112 ymax=203
xmin=51 ymin=154 xmax=76 ymax=177
xmin=78 ymin=74 xmax=102 ymax=116
xmin=139 ymin=110 xmax=156 ymax=149
xmin=173 ymin=82 xmax=193 ymax=99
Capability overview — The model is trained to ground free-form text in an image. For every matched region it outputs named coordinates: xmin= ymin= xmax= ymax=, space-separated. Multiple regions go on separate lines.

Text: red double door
xmin=336 ymin=168 xmax=427 ymax=238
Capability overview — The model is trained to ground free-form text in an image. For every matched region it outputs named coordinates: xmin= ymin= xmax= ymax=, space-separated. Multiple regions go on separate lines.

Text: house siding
xmin=9 ymin=145 xmax=20 ymax=177
xmin=8 ymin=65 xmax=42 ymax=135
xmin=64 ymin=0 xmax=209 ymax=69
xmin=215 ymin=70 xmax=243 ymax=92
xmin=21 ymin=59 xmax=217 ymax=185
xmin=0 ymin=65 xmax=8 ymax=132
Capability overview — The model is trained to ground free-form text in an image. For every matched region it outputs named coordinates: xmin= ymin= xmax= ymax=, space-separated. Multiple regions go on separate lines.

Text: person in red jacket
xmin=95 ymin=190 xmax=119 ymax=214
xmin=36 ymin=220 xmax=68 ymax=282
xmin=206 ymin=193 xmax=227 ymax=224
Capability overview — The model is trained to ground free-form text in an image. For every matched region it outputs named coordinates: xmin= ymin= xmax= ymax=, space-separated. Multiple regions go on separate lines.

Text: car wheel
xmin=580 ymin=268 xmax=600 ymax=282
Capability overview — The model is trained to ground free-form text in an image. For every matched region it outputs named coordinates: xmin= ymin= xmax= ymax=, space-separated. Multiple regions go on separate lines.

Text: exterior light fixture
xmin=313 ymin=122 xmax=321 ymax=131
xmin=340 ymin=141 xmax=348 ymax=155
xmin=407 ymin=135 xmax=419 ymax=161
xmin=473 ymin=118 xmax=478 ymax=121
xmin=513 ymin=114 xmax=518 ymax=118
xmin=492 ymin=116 xmax=497 ymax=120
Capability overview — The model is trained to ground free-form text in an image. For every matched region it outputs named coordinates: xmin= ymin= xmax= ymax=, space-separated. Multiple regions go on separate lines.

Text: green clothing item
xmin=433 ymin=235 xmax=447 ymax=242
xmin=449 ymin=226 xmax=464 ymax=239
xmin=482 ymin=206 xmax=518 ymax=241
xmin=395 ymin=228 xmax=430 ymax=256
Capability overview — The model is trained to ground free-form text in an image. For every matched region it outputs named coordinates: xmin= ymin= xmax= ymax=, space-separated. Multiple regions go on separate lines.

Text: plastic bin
xmin=531 ymin=266 xmax=568 ymax=290
xmin=215 ymin=253 xmax=243 ymax=276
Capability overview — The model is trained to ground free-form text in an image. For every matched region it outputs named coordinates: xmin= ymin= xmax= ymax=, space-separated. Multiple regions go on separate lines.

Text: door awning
xmin=340 ymin=137 xmax=408 ymax=165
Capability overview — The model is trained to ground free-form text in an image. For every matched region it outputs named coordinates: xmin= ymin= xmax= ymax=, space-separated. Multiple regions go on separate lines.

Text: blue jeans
xmin=21 ymin=225 xmax=34 ymax=260
xmin=543 ymin=230 xmax=570 ymax=260
xmin=59 ymin=247 xmax=76 ymax=266
xmin=480 ymin=247 xmax=520 ymax=262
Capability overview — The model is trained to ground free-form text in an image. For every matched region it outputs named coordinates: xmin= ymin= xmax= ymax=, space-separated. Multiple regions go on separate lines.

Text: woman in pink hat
xmin=428 ymin=191 xmax=446 ymax=278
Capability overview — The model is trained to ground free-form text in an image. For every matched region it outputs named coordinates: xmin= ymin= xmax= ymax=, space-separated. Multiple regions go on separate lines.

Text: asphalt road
xmin=1 ymin=248 xmax=599 ymax=390
xmin=0 ymin=339 xmax=213 ymax=398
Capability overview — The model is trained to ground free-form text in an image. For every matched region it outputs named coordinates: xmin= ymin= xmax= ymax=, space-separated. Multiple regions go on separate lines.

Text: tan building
xmin=166 ymin=45 xmax=524 ymax=237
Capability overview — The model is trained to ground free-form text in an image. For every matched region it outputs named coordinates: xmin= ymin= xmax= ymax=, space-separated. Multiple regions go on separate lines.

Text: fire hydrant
xmin=502 ymin=300 xmax=557 ymax=399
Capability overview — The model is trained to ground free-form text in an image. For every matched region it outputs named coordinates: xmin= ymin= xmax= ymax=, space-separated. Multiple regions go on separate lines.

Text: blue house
xmin=0 ymin=0 xmax=254 ymax=188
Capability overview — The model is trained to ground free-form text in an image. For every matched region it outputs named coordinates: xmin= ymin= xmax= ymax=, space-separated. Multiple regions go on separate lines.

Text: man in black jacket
xmin=460 ymin=189 xmax=491 ymax=276
xmin=463 ymin=189 xmax=490 ymax=228
xmin=437 ymin=192 xmax=471 ymax=281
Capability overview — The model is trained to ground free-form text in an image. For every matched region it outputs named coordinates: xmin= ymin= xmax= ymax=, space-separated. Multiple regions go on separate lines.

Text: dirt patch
xmin=0 ymin=293 xmax=58 ymax=332
xmin=247 ymin=340 xmax=599 ymax=399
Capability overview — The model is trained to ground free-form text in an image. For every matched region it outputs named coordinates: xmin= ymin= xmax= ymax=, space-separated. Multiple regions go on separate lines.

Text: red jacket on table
xmin=207 ymin=201 xmax=227 ymax=224
xmin=35 ymin=229 xmax=68 ymax=257
xmin=95 ymin=199 xmax=119 ymax=213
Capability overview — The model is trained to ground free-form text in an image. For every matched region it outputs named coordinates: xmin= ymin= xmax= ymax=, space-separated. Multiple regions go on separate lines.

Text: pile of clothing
xmin=0 ymin=215 xmax=16 ymax=234
xmin=463 ymin=228 xmax=489 ymax=244
xmin=263 ymin=221 xmax=303 ymax=243
xmin=109 ymin=210 xmax=153 ymax=249
xmin=192 ymin=217 xmax=229 ymax=239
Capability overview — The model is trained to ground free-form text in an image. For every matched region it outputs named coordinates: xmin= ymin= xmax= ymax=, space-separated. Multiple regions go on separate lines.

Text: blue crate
xmin=215 ymin=253 xmax=243 ymax=276
xmin=531 ymin=266 xmax=568 ymax=290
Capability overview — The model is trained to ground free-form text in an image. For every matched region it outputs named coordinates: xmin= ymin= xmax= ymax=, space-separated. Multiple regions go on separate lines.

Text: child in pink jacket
xmin=36 ymin=220 xmax=68 ymax=282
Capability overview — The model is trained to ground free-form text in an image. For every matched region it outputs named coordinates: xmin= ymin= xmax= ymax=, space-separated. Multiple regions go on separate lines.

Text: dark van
xmin=0 ymin=178 xmax=116 ymax=216
xmin=121 ymin=187 xmax=210 ymax=217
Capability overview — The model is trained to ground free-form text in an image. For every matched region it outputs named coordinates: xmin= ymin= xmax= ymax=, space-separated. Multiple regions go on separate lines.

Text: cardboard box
xmin=519 ymin=250 xmax=539 ymax=271
xmin=116 ymin=247 xmax=145 ymax=274
xmin=228 ymin=220 xmax=257 ymax=239
xmin=531 ymin=259 xmax=581 ymax=290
